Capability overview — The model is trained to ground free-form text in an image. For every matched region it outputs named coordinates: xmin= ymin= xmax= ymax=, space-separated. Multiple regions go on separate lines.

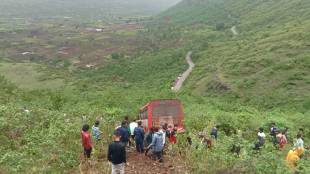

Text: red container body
xmin=139 ymin=99 xmax=185 ymax=131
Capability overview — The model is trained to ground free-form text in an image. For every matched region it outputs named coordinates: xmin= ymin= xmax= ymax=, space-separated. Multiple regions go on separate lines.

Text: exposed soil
xmin=77 ymin=148 xmax=189 ymax=174
xmin=125 ymin=150 xmax=188 ymax=174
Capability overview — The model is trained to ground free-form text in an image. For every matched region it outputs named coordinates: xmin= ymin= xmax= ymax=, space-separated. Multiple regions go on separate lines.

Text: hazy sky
xmin=0 ymin=0 xmax=182 ymax=18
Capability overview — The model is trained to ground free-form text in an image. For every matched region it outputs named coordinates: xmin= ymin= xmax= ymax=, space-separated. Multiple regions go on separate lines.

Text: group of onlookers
xmin=80 ymin=117 xmax=179 ymax=174
xmin=254 ymin=123 xmax=305 ymax=151
xmin=251 ymin=122 xmax=307 ymax=170
xmin=80 ymin=119 xmax=307 ymax=173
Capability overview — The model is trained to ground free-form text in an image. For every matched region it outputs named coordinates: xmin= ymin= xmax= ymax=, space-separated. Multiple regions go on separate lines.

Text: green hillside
xmin=156 ymin=0 xmax=310 ymax=110
xmin=1 ymin=0 xmax=310 ymax=173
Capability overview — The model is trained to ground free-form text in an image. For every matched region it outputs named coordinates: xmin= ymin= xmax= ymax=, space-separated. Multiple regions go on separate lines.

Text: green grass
xmin=1 ymin=0 xmax=310 ymax=173
xmin=154 ymin=0 xmax=310 ymax=110
xmin=0 ymin=63 xmax=65 ymax=89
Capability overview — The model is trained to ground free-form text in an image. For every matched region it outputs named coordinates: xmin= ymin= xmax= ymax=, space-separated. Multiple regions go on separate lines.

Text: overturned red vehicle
xmin=139 ymin=99 xmax=185 ymax=132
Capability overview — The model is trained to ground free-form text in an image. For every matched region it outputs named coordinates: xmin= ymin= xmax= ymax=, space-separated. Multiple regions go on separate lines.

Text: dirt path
xmin=77 ymin=148 xmax=188 ymax=174
xmin=172 ymin=51 xmax=194 ymax=92
xmin=231 ymin=26 xmax=238 ymax=35
xmin=125 ymin=150 xmax=187 ymax=174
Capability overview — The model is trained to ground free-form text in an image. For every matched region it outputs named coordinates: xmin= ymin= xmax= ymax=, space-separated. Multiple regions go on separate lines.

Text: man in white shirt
xmin=294 ymin=134 xmax=304 ymax=149
xmin=254 ymin=128 xmax=266 ymax=150
xmin=129 ymin=120 xmax=138 ymax=146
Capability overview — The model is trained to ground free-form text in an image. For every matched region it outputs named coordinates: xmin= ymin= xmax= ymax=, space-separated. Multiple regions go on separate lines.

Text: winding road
xmin=172 ymin=51 xmax=195 ymax=92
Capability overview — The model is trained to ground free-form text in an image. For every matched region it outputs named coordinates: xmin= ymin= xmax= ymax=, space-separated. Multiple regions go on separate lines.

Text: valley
xmin=0 ymin=0 xmax=310 ymax=174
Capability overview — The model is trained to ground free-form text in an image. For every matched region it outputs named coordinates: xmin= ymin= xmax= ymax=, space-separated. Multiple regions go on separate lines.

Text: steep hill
xmin=1 ymin=0 xmax=310 ymax=173
xmin=155 ymin=0 xmax=310 ymax=110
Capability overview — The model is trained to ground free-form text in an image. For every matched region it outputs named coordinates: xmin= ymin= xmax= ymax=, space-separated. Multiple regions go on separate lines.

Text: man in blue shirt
xmin=147 ymin=127 xmax=164 ymax=162
xmin=92 ymin=120 xmax=102 ymax=141
xmin=117 ymin=121 xmax=130 ymax=146
xmin=134 ymin=121 xmax=145 ymax=153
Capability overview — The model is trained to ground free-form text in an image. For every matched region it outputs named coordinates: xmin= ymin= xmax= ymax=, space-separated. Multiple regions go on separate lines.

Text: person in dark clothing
xmin=211 ymin=126 xmax=218 ymax=140
xmin=134 ymin=121 xmax=145 ymax=153
xmin=187 ymin=137 xmax=192 ymax=146
xmin=81 ymin=124 xmax=92 ymax=159
xmin=145 ymin=127 xmax=155 ymax=147
xmin=108 ymin=131 xmax=126 ymax=174
xmin=270 ymin=123 xmax=279 ymax=145
xmin=116 ymin=121 xmax=129 ymax=146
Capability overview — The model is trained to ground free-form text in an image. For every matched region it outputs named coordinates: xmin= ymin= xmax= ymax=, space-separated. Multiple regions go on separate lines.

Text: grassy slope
xmin=1 ymin=0 xmax=310 ymax=173
xmin=0 ymin=63 xmax=65 ymax=89
xmin=157 ymin=0 xmax=310 ymax=110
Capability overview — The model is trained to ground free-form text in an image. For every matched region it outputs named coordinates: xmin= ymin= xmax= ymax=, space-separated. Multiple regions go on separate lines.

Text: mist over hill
xmin=0 ymin=0 xmax=181 ymax=19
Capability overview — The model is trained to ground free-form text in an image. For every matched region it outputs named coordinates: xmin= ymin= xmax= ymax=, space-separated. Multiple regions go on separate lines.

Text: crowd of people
xmin=251 ymin=123 xmax=308 ymax=170
xmin=80 ymin=116 xmax=179 ymax=174
xmin=80 ymin=117 xmax=308 ymax=174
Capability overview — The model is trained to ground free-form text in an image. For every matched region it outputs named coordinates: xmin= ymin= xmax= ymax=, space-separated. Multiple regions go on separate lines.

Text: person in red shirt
xmin=167 ymin=125 xmax=177 ymax=144
xmin=81 ymin=124 xmax=92 ymax=158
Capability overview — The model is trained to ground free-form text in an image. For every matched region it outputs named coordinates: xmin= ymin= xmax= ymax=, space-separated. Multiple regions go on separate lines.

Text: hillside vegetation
xmin=1 ymin=0 xmax=310 ymax=173
xmin=155 ymin=0 xmax=310 ymax=110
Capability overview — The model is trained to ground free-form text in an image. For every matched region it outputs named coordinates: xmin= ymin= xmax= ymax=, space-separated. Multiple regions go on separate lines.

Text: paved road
xmin=172 ymin=51 xmax=195 ymax=92
xmin=231 ymin=26 xmax=238 ymax=35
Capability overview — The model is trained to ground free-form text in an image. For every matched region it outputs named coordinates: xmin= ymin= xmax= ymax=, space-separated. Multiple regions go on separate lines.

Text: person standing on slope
xmin=160 ymin=124 xmax=168 ymax=146
xmin=147 ymin=127 xmax=164 ymax=162
xmin=129 ymin=119 xmax=138 ymax=146
xmin=108 ymin=131 xmax=126 ymax=174
xmin=210 ymin=126 xmax=218 ymax=140
xmin=92 ymin=120 xmax=102 ymax=141
xmin=81 ymin=124 xmax=93 ymax=159
xmin=270 ymin=123 xmax=279 ymax=145
xmin=144 ymin=127 xmax=155 ymax=156
xmin=254 ymin=128 xmax=266 ymax=150
xmin=167 ymin=124 xmax=177 ymax=144
xmin=294 ymin=134 xmax=304 ymax=149
xmin=134 ymin=121 xmax=145 ymax=153
xmin=117 ymin=121 xmax=130 ymax=146
xmin=277 ymin=131 xmax=288 ymax=150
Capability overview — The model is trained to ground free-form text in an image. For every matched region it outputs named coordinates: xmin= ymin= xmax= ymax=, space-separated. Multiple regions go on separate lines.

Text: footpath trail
xmin=231 ymin=26 xmax=238 ymax=35
xmin=78 ymin=148 xmax=188 ymax=174
xmin=172 ymin=51 xmax=195 ymax=92
xmin=125 ymin=150 xmax=188 ymax=174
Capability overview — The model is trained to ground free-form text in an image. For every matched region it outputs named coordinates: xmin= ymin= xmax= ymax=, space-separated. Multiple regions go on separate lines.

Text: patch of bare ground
xmin=77 ymin=148 xmax=189 ymax=174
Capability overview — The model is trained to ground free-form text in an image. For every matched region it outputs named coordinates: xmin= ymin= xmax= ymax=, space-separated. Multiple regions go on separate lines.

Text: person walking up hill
xmin=147 ymin=127 xmax=164 ymax=162
xmin=167 ymin=125 xmax=177 ymax=144
xmin=117 ymin=121 xmax=130 ymax=146
xmin=134 ymin=121 xmax=145 ymax=153
xmin=108 ymin=131 xmax=126 ymax=174
xmin=81 ymin=124 xmax=93 ymax=159
xmin=129 ymin=119 xmax=138 ymax=146
xmin=210 ymin=126 xmax=218 ymax=140
xmin=270 ymin=123 xmax=279 ymax=145
xmin=92 ymin=120 xmax=103 ymax=141
xmin=294 ymin=134 xmax=304 ymax=149
xmin=254 ymin=128 xmax=266 ymax=150
xmin=277 ymin=131 xmax=288 ymax=150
